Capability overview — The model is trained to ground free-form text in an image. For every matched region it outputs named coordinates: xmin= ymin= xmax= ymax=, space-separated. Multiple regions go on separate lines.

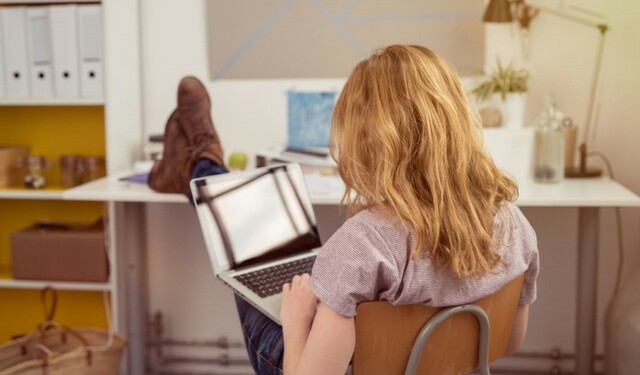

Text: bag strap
xmin=18 ymin=288 xmax=63 ymax=357
xmin=32 ymin=288 xmax=95 ymax=369
xmin=41 ymin=287 xmax=57 ymax=322
xmin=35 ymin=325 xmax=94 ymax=367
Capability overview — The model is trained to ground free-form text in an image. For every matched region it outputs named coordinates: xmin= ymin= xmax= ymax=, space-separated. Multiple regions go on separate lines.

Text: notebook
xmin=190 ymin=163 xmax=321 ymax=324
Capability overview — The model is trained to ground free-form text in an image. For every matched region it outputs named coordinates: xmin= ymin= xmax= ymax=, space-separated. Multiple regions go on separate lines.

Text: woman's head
xmin=331 ymin=45 xmax=518 ymax=277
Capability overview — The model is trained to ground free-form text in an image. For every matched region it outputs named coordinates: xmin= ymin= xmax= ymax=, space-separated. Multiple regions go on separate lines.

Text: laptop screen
xmin=192 ymin=164 xmax=321 ymax=270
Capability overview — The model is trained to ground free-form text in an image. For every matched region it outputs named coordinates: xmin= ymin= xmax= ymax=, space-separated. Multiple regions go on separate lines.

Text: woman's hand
xmin=281 ymin=273 xmax=318 ymax=332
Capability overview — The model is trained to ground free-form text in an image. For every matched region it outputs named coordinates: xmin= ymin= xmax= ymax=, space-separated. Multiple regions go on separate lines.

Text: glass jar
xmin=533 ymin=98 xmax=564 ymax=183
xmin=59 ymin=155 xmax=83 ymax=188
xmin=16 ymin=155 xmax=49 ymax=189
xmin=80 ymin=156 xmax=106 ymax=183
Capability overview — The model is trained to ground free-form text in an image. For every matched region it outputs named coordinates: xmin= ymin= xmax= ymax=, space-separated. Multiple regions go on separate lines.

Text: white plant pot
xmin=479 ymin=93 xmax=527 ymax=129
xmin=501 ymin=93 xmax=527 ymax=129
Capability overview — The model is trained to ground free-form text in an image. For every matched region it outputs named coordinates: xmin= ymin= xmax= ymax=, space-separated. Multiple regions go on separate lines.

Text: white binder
xmin=26 ymin=6 xmax=54 ymax=98
xmin=1 ymin=7 xmax=30 ymax=98
xmin=77 ymin=5 xmax=103 ymax=98
xmin=0 ymin=15 xmax=6 ymax=99
xmin=49 ymin=4 xmax=80 ymax=98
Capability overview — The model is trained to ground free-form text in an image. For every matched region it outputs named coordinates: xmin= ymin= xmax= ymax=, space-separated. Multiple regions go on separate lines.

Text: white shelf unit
xmin=0 ymin=278 xmax=112 ymax=291
xmin=0 ymin=98 xmax=104 ymax=106
xmin=0 ymin=0 xmax=99 ymax=4
xmin=0 ymin=189 xmax=65 ymax=199
xmin=0 ymin=1 xmax=143 ymax=373
xmin=0 ymin=0 xmax=109 ymax=293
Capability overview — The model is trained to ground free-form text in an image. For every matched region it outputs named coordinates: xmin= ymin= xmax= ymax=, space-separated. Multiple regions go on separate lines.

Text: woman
xmin=237 ymin=44 xmax=539 ymax=375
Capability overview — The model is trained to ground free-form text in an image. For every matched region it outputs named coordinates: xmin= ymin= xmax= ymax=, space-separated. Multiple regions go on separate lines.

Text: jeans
xmin=188 ymin=158 xmax=229 ymax=203
xmin=235 ymin=294 xmax=285 ymax=375
xmin=192 ymin=160 xmax=284 ymax=373
xmin=192 ymin=158 xmax=229 ymax=179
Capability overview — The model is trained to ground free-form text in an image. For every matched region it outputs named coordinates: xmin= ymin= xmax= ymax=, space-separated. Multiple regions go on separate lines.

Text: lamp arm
xmin=522 ymin=3 xmax=609 ymax=147
xmin=533 ymin=4 xmax=606 ymax=29
xmin=528 ymin=3 xmax=609 ymax=169
xmin=582 ymin=25 xmax=608 ymax=147
xmin=502 ymin=1 xmax=609 ymax=177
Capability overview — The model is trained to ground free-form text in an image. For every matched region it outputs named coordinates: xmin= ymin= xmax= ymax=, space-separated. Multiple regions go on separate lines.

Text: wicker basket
xmin=0 ymin=327 xmax=126 ymax=375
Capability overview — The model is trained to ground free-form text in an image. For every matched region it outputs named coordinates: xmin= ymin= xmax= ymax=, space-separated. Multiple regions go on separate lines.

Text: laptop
xmin=190 ymin=163 xmax=322 ymax=324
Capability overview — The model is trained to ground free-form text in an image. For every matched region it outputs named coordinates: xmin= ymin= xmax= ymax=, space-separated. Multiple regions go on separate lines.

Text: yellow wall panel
xmin=0 ymin=289 xmax=108 ymax=343
xmin=0 ymin=106 xmax=108 ymax=344
xmin=0 ymin=200 xmax=105 ymax=273
xmin=0 ymin=106 xmax=105 ymax=187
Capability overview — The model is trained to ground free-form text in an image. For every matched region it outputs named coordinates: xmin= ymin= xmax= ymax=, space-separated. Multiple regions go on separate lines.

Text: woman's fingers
xmin=284 ymin=273 xmax=311 ymax=291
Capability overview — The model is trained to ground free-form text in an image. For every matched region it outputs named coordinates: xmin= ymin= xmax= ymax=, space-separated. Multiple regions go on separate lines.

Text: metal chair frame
xmin=404 ymin=304 xmax=491 ymax=375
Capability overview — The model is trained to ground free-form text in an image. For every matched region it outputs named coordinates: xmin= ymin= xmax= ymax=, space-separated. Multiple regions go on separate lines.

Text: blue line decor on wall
xmin=206 ymin=0 xmax=483 ymax=78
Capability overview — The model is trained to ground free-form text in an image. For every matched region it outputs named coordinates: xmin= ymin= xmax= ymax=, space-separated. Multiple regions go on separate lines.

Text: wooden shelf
xmin=0 ymin=98 xmax=104 ymax=106
xmin=0 ymin=278 xmax=112 ymax=291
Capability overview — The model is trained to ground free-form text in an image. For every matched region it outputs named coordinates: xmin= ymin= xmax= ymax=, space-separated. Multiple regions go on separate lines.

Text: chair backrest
xmin=353 ymin=274 xmax=525 ymax=375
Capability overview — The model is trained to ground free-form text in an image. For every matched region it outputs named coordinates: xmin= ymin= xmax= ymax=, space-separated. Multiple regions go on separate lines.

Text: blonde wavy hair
xmin=331 ymin=45 xmax=518 ymax=278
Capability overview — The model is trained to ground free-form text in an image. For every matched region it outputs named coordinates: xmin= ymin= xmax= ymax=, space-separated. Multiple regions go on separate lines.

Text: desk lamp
xmin=482 ymin=0 xmax=513 ymax=23
xmin=483 ymin=0 xmax=609 ymax=178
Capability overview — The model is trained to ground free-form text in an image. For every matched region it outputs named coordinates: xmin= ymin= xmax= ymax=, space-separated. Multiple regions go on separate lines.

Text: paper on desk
xmin=303 ymin=172 xmax=344 ymax=196
xmin=119 ymin=173 xmax=149 ymax=184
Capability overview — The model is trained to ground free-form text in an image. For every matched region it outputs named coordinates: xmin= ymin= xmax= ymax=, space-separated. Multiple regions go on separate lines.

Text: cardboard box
xmin=11 ymin=221 xmax=108 ymax=282
xmin=0 ymin=145 xmax=30 ymax=187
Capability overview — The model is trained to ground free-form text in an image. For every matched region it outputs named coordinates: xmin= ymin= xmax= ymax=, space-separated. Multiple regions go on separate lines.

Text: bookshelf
xmin=0 ymin=4 xmax=143 ymax=373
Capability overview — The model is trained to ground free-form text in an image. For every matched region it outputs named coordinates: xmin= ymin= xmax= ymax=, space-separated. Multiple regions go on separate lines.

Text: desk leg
xmin=114 ymin=202 xmax=148 ymax=375
xmin=576 ymin=207 xmax=599 ymax=375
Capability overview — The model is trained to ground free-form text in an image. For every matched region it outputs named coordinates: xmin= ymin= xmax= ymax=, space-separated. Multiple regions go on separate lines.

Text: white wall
xmin=487 ymin=0 xmax=640 ymax=371
xmin=140 ymin=0 xmax=640 ymax=373
xmin=139 ymin=2 xmax=252 ymax=372
xmin=485 ymin=0 xmax=640 ymax=281
xmin=139 ymin=1 xmax=208 ymax=145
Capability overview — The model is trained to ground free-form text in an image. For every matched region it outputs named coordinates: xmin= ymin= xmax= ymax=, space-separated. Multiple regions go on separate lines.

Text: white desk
xmin=66 ymin=172 xmax=640 ymax=375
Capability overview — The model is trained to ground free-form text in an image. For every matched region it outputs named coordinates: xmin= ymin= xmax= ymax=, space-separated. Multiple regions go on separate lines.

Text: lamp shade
xmin=483 ymin=0 xmax=513 ymax=23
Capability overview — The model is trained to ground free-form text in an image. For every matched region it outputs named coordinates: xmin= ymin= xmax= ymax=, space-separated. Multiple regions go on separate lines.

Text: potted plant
xmin=471 ymin=59 xmax=530 ymax=129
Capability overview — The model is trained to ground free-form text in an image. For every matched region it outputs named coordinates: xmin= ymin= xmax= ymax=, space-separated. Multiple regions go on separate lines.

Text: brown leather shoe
xmin=177 ymin=76 xmax=224 ymax=167
xmin=147 ymin=109 xmax=192 ymax=194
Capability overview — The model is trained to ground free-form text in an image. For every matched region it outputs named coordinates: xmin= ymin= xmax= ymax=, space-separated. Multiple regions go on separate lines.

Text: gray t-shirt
xmin=310 ymin=202 xmax=539 ymax=317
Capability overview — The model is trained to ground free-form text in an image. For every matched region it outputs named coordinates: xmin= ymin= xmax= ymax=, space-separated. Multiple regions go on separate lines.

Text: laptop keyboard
xmin=234 ymin=256 xmax=316 ymax=298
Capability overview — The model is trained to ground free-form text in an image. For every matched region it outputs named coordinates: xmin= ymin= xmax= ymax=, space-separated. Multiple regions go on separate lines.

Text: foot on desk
xmin=148 ymin=76 xmax=226 ymax=195
xmin=148 ymin=109 xmax=192 ymax=194
xmin=177 ymin=76 xmax=225 ymax=167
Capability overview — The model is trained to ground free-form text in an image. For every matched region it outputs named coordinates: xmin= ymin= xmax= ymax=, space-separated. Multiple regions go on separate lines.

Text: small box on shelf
xmin=11 ymin=219 xmax=108 ymax=282
xmin=0 ymin=145 xmax=30 ymax=187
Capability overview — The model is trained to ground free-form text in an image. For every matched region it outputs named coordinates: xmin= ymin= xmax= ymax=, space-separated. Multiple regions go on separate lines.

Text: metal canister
xmin=80 ymin=156 xmax=106 ymax=183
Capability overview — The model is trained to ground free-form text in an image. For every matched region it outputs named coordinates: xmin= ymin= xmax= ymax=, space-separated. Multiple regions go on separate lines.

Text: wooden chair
xmin=353 ymin=274 xmax=525 ymax=375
